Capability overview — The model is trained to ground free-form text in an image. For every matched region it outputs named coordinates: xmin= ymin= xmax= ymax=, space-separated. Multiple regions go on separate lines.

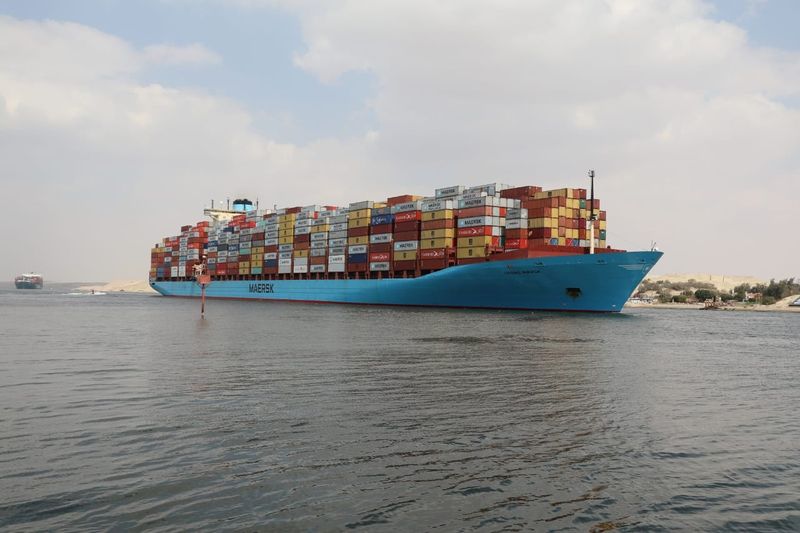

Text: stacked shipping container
xmin=151 ymin=182 xmax=610 ymax=281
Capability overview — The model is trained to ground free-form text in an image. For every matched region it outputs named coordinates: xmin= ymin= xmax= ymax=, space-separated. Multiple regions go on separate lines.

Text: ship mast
xmin=588 ymin=169 xmax=596 ymax=255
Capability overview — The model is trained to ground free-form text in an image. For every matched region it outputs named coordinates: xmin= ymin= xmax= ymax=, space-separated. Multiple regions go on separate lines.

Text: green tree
xmin=694 ymin=289 xmax=717 ymax=301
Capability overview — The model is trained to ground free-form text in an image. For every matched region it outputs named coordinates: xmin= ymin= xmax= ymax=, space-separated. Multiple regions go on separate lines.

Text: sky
xmin=0 ymin=0 xmax=798 ymax=282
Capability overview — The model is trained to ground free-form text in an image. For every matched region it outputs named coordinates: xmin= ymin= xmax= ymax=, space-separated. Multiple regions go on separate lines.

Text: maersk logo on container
xmin=392 ymin=201 xmax=422 ymax=213
xmin=349 ymin=244 xmax=368 ymax=254
xmin=458 ymin=216 xmax=492 ymax=227
xmin=394 ymin=240 xmax=419 ymax=251
xmin=370 ymin=233 xmax=392 ymax=243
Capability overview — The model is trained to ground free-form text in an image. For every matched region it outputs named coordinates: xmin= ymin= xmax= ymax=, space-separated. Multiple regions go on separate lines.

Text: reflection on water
xmin=1 ymin=286 xmax=799 ymax=531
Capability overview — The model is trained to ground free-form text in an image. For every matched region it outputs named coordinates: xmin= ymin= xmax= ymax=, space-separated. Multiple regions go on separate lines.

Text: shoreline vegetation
xmin=630 ymin=273 xmax=800 ymax=313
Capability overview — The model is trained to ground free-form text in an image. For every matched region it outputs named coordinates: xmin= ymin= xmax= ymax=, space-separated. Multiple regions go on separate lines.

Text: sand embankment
xmin=78 ymin=280 xmax=155 ymax=293
xmin=626 ymin=295 xmax=800 ymax=313
xmin=645 ymin=273 xmax=766 ymax=292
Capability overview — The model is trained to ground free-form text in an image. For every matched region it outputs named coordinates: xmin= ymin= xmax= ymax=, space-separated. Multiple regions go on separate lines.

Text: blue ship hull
xmin=150 ymin=251 xmax=662 ymax=312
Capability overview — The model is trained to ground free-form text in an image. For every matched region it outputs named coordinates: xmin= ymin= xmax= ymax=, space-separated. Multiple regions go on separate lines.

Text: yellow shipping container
xmin=251 ymin=246 xmax=264 ymax=255
xmin=349 ymin=217 xmax=370 ymax=228
xmin=279 ymin=236 xmax=293 ymax=245
xmin=395 ymin=250 xmax=418 ymax=261
xmin=293 ymin=249 xmax=309 ymax=258
xmin=420 ymin=228 xmax=454 ymax=239
xmin=533 ymin=188 xmax=575 ymax=199
xmin=457 ymin=246 xmax=489 ymax=259
xmin=278 ymin=213 xmax=296 ymax=222
xmin=311 ymin=224 xmax=330 ymax=233
xmin=279 ymin=228 xmax=294 ymax=237
xmin=239 ymin=268 xmax=250 ymax=275
xmin=558 ymin=237 xmax=566 ymax=246
xmin=528 ymin=218 xmax=545 ymax=229
xmin=279 ymin=221 xmax=294 ymax=230
xmin=348 ymin=235 xmax=369 ymax=245
xmin=420 ymin=238 xmax=453 ymax=249
xmin=421 ymin=209 xmax=453 ymax=221
xmin=558 ymin=206 xmax=566 ymax=217
xmin=457 ymin=236 xmax=493 ymax=248
xmin=348 ymin=209 xmax=372 ymax=220
xmin=550 ymin=207 xmax=559 ymax=218
xmin=238 ymin=261 xmax=250 ymax=268
xmin=598 ymin=220 xmax=607 ymax=230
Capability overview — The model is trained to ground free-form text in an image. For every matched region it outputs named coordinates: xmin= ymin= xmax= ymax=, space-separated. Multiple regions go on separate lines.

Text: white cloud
xmin=143 ymin=43 xmax=222 ymax=66
xmin=1 ymin=2 xmax=799 ymax=280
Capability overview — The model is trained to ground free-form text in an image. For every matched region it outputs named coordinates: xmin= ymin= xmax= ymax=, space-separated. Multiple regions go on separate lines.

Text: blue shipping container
xmin=371 ymin=214 xmax=394 ymax=226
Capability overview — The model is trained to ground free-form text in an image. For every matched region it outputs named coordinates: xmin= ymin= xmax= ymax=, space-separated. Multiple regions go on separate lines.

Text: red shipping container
xmin=294 ymin=242 xmax=310 ymax=250
xmin=310 ymin=256 xmax=327 ymax=265
xmin=394 ymin=221 xmax=420 ymax=232
xmin=371 ymin=223 xmax=392 ymax=233
xmin=264 ymin=266 xmax=278 ymax=274
xmin=505 ymin=238 xmax=528 ymax=249
xmin=393 ymin=230 xmax=419 ymax=242
xmin=421 ymin=259 xmax=448 ymax=270
xmin=285 ymin=207 xmax=302 ymax=214
xmin=505 ymin=229 xmax=526 ymax=239
xmin=420 ymin=248 xmax=449 ymax=259
xmin=387 ymin=194 xmax=418 ymax=206
xmin=252 ymin=232 xmax=265 ymax=239
xmin=579 ymin=228 xmax=586 ymax=239
xmin=370 ymin=243 xmax=392 ymax=253
xmin=294 ymin=234 xmax=311 ymax=244
xmin=500 ymin=185 xmax=542 ymax=200
xmin=348 ymin=226 xmax=370 ymax=237
xmin=457 ymin=206 xmax=495 ymax=218
xmin=347 ymin=263 xmax=368 ymax=272
xmin=392 ymin=260 xmax=417 ymax=270
xmin=264 ymin=245 xmax=278 ymax=252
xmin=457 ymin=257 xmax=486 ymax=265
xmin=370 ymin=252 xmax=392 ymax=262
xmin=457 ymin=226 xmax=493 ymax=237
xmin=421 ymin=219 xmax=454 ymax=230
xmin=394 ymin=211 xmax=420 ymax=222
xmin=599 ymin=210 xmax=606 ymax=221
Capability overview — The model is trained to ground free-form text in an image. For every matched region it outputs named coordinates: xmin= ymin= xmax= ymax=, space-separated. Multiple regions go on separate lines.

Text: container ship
xmin=15 ymin=273 xmax=43 ymax=289
xmin=149 ymin=181 xmax=662 ymax=312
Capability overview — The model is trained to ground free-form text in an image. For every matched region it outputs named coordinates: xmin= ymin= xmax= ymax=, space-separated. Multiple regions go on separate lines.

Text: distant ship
xmin=15 ymin=273 xmax=43 ymax=289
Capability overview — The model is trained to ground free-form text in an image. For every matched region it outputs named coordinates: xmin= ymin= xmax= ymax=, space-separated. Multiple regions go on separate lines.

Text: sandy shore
xmin=626 ymin=302 xmax=800 ymax=313
xmin=78 ymin=280 xmax=156 ymax=293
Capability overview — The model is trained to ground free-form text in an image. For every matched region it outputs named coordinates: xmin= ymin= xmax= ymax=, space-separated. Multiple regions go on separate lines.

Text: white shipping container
xmin=320 ymin=210 xmax=338 ymax=217
xmin=370 ymin=262 xmax=391 ymax=271
xmin=292 ymin=264 xmax=308 ymax=274
xmin=264 ymin=252 xmax=277 ymax=260
xmin=310 ymin=241 xmax=327 ymax=249
xmin=394 ymin=240 xmax=419 ymax=251
xmin=265 ymin=230 xmax=279 ymax=239
xmin=278 ymin=265 xmax=291 ymax=274
xmin=505 ymin=219 xmax=522 ymax=229
xmin=435 ymin=185 xmax=465 ymax=198
xmin=279 ymin=243 xmax=293 ymax=252
xmin=330 ymin=222 xmax=348 ymax=232
xmin=392 ymin=201 xmax=422 ymax=213
xmin=329 ymin=215 xmax=348 ymax=224
xmin=328 ymin=254 xmax=346 ymax=264
xmin=369 ymin=233 xmax=393 ymax=244
xmin=294 ymin=226 xmax=311 ymax=235
xmin=507 ymin=208 xmax=528 ymax=218
xmin=311 ymin=218 xmax=329 ymax=226
xmin=279 ymin=251 xmax=292 ymax=259
xmin=329 ymin=237 xmax=347 ymax=247
xmin=294 ymin=218 xmax=313 ymax=227
xmin=458 ymin=216 xmax=492 ymax=228
xmin=170 ymin=266 xmax=178 ymax=276
xmin=421 ymin=199 xmax=454 ymax=212
xmin=310 ymin=264 xmax=326 ymax=273
xmin=458 ymin=196 xmax=500 ymax=209
xmin=328 ymin=230 xmax=347 ymax=239
xmin=310 ymin=248 xmax=327 ymax=257
xmin=278 ymin=259 xmax=292 ymax=267
xmin=459 ymin=191 xmax=488 ymax=201
xmin=329 ymin=246 xmax=346 ymax=256
xmin=293 ymin=257 xmax=309 ymax=266
xmin=349 ymin=200 xmax=374 ymax=210
xmin=328 ymin=263 xmax=346 ymax=273
xmin=301 ymin=204 xmax=321 ymax=214
xmin=178 ymin=267 xmax=186 ymax=276
xmin=348 ymin=244 xmax=368 ymax=254
xmin=264 ymin=238 xmax=279 ymax=246
xmin=310 ymin=232 xmax=328 ymax=241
